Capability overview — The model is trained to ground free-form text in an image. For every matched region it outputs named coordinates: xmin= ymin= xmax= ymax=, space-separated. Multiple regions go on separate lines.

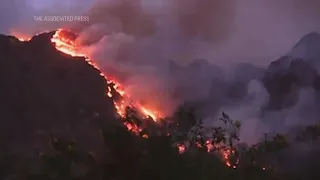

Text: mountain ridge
xmin=263 ymin=31 xmax=320 ymax=110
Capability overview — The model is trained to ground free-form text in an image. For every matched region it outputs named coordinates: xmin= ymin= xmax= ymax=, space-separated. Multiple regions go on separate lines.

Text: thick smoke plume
xmin=4 ymin=0 xmax=320 ymax=64
xmin=3 ymin=0 xmax=320 ymax=144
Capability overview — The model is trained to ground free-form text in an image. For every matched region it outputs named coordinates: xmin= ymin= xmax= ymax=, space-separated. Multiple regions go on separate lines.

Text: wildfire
xmin=13 ymin=29 xmax=159 ymax=135
xmin=49 ymin=29 xmax=162 ymax=134
xmin=175 ymin=140 xmax=240 ymax=168
xmin=14 ymin=29 xmax=240 ymax=169
xmin=51 ymin=29 xmax=85 ymax=57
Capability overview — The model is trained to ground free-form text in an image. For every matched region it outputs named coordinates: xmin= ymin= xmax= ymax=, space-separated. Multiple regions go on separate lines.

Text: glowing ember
xmin=177 ymin=144 xmax=186 ymax=154
xmin=205 ymin=141 xmax=214 ymax=152
xmin=203 ymin=140 xmax=240 ymax=168
xmin=221 ymin=148 xmax=239 ymax=168
xmin=124 ymin=122 xmax=142 ymax=134
xmin=142 ymin=134 xmax=149 ymax=139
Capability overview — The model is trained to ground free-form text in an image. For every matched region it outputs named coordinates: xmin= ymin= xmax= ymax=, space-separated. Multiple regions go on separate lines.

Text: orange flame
xmin=15 ymin=29 xmax=240 ymax=169
xmin=49 ymin=29 xmax=161 ymax=135
xmin=51 ymin=29 xmax=85 ymax=57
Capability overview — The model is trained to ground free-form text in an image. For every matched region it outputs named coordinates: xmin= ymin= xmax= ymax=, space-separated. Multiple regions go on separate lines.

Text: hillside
xmin=0 ymin=32 xmax=118 ymax=156
xmin=1 ymin=31 xmax=320 ymax=180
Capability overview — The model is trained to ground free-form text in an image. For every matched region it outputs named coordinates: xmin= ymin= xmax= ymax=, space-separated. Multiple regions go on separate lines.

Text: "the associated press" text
xmin=34 ymin=16 xmax=89 ymax=22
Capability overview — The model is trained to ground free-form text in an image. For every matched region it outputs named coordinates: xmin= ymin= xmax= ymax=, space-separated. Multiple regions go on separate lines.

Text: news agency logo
xmin=34 ymin=16 xmax=89 ymax=22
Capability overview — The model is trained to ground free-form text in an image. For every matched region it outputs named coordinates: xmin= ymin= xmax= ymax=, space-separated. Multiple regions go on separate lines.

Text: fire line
xmin=14 ymin=29 xmax=244 ymax=169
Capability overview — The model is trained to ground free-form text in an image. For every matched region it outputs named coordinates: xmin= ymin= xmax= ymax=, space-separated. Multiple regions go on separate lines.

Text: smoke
xmin=2 ymin=0 xmax=320 ymax=144
xmin=69 ymin=0 xmax=320 ymax=65
xmin=3 ymin=0 xmax=320 ymax=64
xmin=0 ymin=0 xmax=96 ymax=36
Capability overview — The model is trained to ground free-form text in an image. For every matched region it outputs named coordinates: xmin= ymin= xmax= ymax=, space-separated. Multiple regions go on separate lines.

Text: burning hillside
xmin=9 ymin=29 xmax=241 ymax=169
xmin=4 ymin=27 xmax=320 ymax=179
xmin=52 ymin=29 xmax=160 ymax=121
xmin=14 ymin=29 xmax=159 ymax=137
xmin=49 ymin=29 xmax=239 ymax=167
xmin=49 ymin=29 xmax=164 ymax=138
xmin=10 ymin=29 xmax=163 ymax=133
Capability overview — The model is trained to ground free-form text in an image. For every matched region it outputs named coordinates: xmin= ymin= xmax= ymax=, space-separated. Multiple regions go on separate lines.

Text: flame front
xmin=50 ymin=30 xmax=240 ymax=167
xmin=51 ymin=29 xmax=85 ymax=57
xmin=50 ymin=29 xmax=160 ymax=134
xmin=15 ymin=29 xmax=240 ymax=169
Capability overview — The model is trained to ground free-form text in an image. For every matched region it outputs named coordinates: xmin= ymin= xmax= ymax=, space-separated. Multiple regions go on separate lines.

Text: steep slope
xmin=0 ymin=32 xmax=118 ymax=155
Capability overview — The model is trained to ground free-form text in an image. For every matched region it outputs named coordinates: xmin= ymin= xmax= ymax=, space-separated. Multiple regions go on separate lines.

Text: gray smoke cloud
xmin=2 ymin=0 xmax=320 ymax=144
xmin=2 ymin=0 xmax=320 ymax=65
